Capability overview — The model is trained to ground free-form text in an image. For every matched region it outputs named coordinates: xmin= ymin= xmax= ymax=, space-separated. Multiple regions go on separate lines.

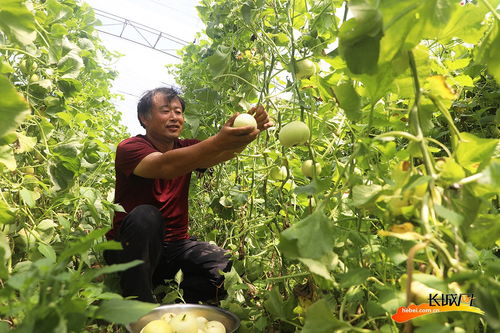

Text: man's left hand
xmin=248 ymin=105 xmax=273 ymax=131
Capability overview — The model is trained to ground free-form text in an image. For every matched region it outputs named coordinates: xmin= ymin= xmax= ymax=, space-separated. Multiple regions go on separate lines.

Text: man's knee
xmin=119 ymin=204 xmax=163 ymax=237
xmin=191 ymin=242 xmax=232 ymax=285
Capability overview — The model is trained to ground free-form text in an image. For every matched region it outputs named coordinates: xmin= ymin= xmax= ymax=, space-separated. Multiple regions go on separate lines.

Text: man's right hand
xmin=212 ymin=113 xmax=260 ymax=152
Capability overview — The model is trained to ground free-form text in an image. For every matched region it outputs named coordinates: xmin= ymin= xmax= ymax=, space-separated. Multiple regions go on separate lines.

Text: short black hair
xmin=137 ymin=87 xmax=186 ymax=128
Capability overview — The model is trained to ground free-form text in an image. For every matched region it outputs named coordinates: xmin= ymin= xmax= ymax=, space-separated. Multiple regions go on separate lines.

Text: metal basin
xmin=126 ymin=304 xmax=240 ymax=333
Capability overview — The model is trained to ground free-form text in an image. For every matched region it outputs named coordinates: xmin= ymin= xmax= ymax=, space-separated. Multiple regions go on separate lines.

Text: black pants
xmin=103 ymin=205 xmax=232 ymax=303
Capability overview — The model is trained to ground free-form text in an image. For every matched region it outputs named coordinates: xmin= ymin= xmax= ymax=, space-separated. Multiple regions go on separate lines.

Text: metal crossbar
xmin=93 ymin=8 xmax=190 ymax=59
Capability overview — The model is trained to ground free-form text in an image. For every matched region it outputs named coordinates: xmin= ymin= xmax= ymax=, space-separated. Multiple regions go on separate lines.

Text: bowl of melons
xmin=126 ymin=304 xmax=240 ymax=333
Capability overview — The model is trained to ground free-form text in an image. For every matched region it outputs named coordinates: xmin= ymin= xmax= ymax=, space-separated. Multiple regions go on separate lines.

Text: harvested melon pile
xmin=140 ymin=312 xmax=226 ymax=333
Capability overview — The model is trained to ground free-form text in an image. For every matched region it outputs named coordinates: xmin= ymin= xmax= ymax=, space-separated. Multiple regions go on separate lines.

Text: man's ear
xmin=139 ymin=113 xmax=150 ymax=128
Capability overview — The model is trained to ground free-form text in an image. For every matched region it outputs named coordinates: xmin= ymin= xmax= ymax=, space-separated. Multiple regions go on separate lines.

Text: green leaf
xmin=0 ymin=61 xmax=14 ymax=74
xmin=59 ymin=228 xmax=108 ymax=262
xmin=241 ymin=3 xmax=255 ymax=25
xmin=366 ymin=300 xmax=387 ymax=317
xmin=338 ymin=2 xmax=383 ymax=44
xmin=50 ymin=23 xmax=68 ymax=37
xmin=299 ymin=258 xmax=334 ymax=281
xmin=57 ymin=77 xmax=82 ymax=96
xmin=0 ymin=201 xmax=16 ymax=224
xmin=377 ymin=287 xmax=406 ymax=313
xmin=357 ymin=62 xmax=397 ymax=102
xmin=0 ymin=233 xmax=11 ymax=279
xmin=279 ymin=209 xmax=335 ymax=260
xmin=0 ymin=322 xmax=9 ymax=333
xmin=84 ymin=260 xmax=142 ymax=281
xmin=338 ymin=267 xmax=371 ymax=288
xmin=434 ymin=204 xmax=464 ymax=227
xmin=263 ymin=288 xmax=286 ymax=319
xmin=340 ymin=34 xmax=382 ymax=75
xmin=333 ymin=81 xmax=362 ymax=121
xmin=477 ymin=160 xmax=500 ymax=195
xmin=452 ymin=75 xmax=474 ymax=87
xmin=192 ymin=87 xmax=220 ymax=104
xmin=476 ymin=287 xmax=500 ymax=330
xmin=47 ymin=160 xmax=75 ymax=191
xmin=301 ymin=299 xmax=349 ymax=333
xmin=7 ymin=269 xmax=32 ymax=291
xmin=351 ymin=184 xmax=383 ymax=207
xmin=0 ymin=145 xmax=16 ymax=171
xmin=476 ymin=21 xmax=500 ymax=85
xmin=444 ymin=58 xmax=470 ymax=71
xmin=94 ymin=240 xmax=123 ymax=251
xmin=338 ymin=2 xmax=383 ymax=75
xmin=19 ymin=188 xmax=37 ymax=208
xmin=37 ymin=243 xmax=56 ymax=262
xmin=468 ymin=214 xmax=500 ymax=249
xmin=437 ymin=157 xmax=466 ymax=183
xmin=441 ymin=1 xmax=488 ymax=44
xmin=294 ymin=182 xmax=318 ymax=196
xmin=206 ymin=45 xmax=231 ymax=77
xmin=95 ymin=299 xmax=157 ymax=325
xmin=58 ymin=51 xmax=84 ymax=79
xmin=455 ymin=132 xmax=498 ymax=172
xmin=0 ymin=0 xmax=36 ymax=44
xmin=45 ymin=0 xmax=73 ymax=23
xmin=0 ymin=75 xmax=30 ymax=138
xmin=379 ymin=0 xmax=455 ymax=64
xmin=14 ymin=132 xmax=37 ymax=153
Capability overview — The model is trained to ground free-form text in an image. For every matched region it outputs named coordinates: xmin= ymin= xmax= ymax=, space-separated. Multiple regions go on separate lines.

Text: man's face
xmin=142 ymin=93 xmax=184 ymax=141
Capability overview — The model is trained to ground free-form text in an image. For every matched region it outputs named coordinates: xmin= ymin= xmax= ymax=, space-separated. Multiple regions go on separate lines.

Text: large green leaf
xmin=0 ymin=75 xmax=30 ymax=138
xmin=279 ymin=209 xmax=336 ymax=260
xmin=0 ymin=201 xmax=15 ymax=225
xmin=475 ymin=21 xmax=500 ymax=85
xmin=58 ymin=51 xmax=84 ymax=79
xmin=0 ymin=232 xmax=11 ymax=279
xmin=301 ymin=299 xmax=349 ymax=333
xmin=338 ymin=267 xmax=371 ymax=288
xmin=476 ymin=159 xmax=500 ymax=195
xmin=455 ymin=132 xmax=498 ymax=172
xmin=47 ymin=160 xmax=75 ymax=191
xmin=476 ymin=286 xmax=500 ymax=330
xmin=95 ymin=299 xmax=157 ymax=325
xmin=206 ymin=45 xmax=231 ymax=77
xmin=468 ymin=214 xmax=500 ymax=249
xmin=263 ymin=288 xmax=287 ymax=320
xmin=437 ymin=1 xmax=488 ymax=43
xmin=45 ymin=0 xmax=73 ymax=23
xmin=299 ymin=258 xmax=334 ymax=281
xmin=338 ymin=1 xmax=383 ymax=74
xmin=351 ymin=184 xmax=383 ymax=207
xmin=0 ymin=0 xmax=36 ymax=44
xmin=59 ymin=228 xmax=108 ymax=262
xmin=0 ymin=145 xmax=16 ymax=171
xmin=84 ymin=260 xmax=142 ymax=281
xmin=52 ymin=142 xmax=82 ymax=172
xmin=379 ymin=0 xmax=456 ymax=63
xmin=332 ymin=81 xmax=362 ymax=121
xmin=340 ymin=34 xmax=382 ymax=75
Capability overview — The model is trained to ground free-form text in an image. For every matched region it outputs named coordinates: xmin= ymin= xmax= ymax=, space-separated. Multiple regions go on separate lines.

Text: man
xmin=104 ymin=87 xmax=271 ymax=304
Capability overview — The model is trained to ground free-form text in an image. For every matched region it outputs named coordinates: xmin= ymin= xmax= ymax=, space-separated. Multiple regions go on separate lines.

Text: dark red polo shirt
xmin=106 ymin=135 xmax=200 ymax=242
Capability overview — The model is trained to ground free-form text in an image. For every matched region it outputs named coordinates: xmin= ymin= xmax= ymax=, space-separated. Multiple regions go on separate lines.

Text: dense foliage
xmin=173 ymin=0 xmax=500 ymax=332
xmin=1 ymin=0 xmax=499 ymax=332
xmin=0 ymin=0 xmax=157 ymax=331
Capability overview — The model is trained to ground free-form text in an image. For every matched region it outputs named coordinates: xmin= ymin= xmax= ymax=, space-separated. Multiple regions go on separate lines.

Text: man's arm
xmin=196 ymin=149 xmax=242 ymax=169
xmin=195 ymin=106 xmax=272 ymax=168
xmin=133 ymin=114 xmax=258 ymax=180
